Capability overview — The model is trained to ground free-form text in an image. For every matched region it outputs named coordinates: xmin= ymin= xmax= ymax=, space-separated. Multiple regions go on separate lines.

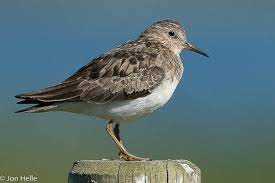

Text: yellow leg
xmin=105 ymin=120 xmax=150 ymax=161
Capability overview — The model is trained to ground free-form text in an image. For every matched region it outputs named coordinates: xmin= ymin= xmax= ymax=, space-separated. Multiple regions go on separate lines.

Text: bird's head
xmin=140 ymin=20 xmax=209 ymax=57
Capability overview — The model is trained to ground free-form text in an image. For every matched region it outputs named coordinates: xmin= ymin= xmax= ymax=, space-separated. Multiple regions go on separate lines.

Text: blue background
xmin=0 ymin=0 xmax=274 ymax=182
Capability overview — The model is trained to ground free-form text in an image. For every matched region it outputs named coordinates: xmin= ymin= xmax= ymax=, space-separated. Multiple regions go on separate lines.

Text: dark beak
xmin=185 ymin=42 xmax=209 ymax=57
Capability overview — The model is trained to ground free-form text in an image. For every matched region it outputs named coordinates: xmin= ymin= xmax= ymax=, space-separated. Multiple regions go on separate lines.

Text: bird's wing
xmin=77 ymin=65 xmax=164 ymax=103
xmin=16 ymin=46 xmax=165 ymax=104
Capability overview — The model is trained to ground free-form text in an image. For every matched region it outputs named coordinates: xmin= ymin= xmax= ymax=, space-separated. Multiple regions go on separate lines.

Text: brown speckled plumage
xmin=16 ymin=20 xmax=185 ymax=110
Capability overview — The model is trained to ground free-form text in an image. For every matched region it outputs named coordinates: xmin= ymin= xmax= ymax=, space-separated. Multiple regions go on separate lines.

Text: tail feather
xmin=15 ymin=79 xmax=82 ymax=113
xmin=15 ymin=97 xmax=57 ymax=113
xmin=15 ymin=79 xmax=81 ymax=102
xmin=17 ymin=99 xmax=40 ymax=104
xmin=15 ymin=104 xmax=57 ymax=113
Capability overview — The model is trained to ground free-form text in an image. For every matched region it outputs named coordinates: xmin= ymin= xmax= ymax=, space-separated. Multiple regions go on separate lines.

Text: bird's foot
xmin=119 ymin=151 xmax=151 ymax=161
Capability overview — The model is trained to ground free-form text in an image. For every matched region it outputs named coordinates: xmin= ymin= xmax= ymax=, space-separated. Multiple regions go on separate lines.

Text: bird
xmin=15 ymin=20 xmax=208 ymax=161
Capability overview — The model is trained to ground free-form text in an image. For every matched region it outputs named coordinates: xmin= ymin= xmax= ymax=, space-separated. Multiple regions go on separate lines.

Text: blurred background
xmin=0 ymin=0 xmax=274 ymax=182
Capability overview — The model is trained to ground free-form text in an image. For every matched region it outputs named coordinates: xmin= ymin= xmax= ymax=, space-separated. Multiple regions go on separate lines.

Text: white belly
xmin=58 ymin=79 xmax=180 ymax=122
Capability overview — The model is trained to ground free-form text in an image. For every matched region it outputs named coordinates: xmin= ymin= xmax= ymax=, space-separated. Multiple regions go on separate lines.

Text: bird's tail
xmin=15 ymin=79 xmax=82 ymax=113
xmin=15 ymin=104 xmax=57 ymax=113
xmin=15 ymin=95 xmax=57 ymax=113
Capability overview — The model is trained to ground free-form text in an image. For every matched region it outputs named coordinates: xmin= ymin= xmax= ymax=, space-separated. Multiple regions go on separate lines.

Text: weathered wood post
xmin=68 ymin=160 xmax=200 ymax=183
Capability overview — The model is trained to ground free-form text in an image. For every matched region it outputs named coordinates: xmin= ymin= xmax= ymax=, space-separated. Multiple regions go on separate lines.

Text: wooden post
xmin=68 ymin=160 xmax=201 ymax=183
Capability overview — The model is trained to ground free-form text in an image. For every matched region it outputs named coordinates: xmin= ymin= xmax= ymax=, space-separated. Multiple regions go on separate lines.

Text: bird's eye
xmin=168 ymin=31 xmax=175 ymax=37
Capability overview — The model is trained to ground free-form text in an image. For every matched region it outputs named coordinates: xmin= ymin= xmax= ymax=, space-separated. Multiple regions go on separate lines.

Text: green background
xmin=0 ymin=0 xmax=274 ymax=182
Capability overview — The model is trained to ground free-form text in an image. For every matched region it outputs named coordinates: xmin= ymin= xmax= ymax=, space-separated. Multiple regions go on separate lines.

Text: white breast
xmin=58 ymin=78 xmax=181 ymax=122
xmin=107 ymin=78 xmax=180 ymax=121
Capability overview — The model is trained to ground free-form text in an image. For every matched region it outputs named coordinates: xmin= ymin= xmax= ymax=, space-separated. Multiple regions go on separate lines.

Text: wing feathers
xmin=16 ymin=42 xmax=167 ymax=107
xmin=78 ymin=66 xmax=165 ymax=103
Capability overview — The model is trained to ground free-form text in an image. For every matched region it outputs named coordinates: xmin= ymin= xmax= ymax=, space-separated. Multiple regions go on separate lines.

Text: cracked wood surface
xmin=68 ymin=160 xmax=200 ymax=183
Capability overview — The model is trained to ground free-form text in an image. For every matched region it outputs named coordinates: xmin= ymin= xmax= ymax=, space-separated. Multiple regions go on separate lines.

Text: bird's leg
xmin=106 ymin=120 xmax=150 ymax=161
xmin=114 ymin=123 xmax=124 ymax=146
xmin=113 ymin=123 xmax=126 ymax=158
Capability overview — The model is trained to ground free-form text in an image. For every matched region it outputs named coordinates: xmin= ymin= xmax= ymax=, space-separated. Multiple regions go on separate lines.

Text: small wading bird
xmin=15 ymin=20 xmax=208 ymax=161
